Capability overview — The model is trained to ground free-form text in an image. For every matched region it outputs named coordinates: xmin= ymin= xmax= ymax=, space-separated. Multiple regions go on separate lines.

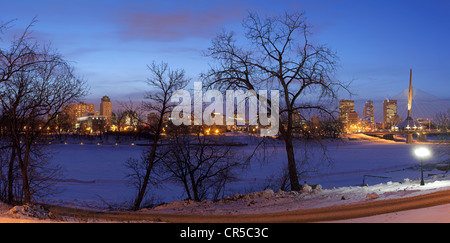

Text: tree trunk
xmin=189 ymin=169 xmax=199 ymax=201
xmin=182 ymin=180 xmax=192 ymax=201
xmin=132 ymin=111 xmax=164 ymax=210
xmin=7 ymin=148 xmax=16 ymax=204
xmin=284 ymin=132 xmax=301 ymax=191
xmin=133 ymin=134 xmax=158 ymax=210
xmin=17 ymin=146 xmax=32 ymax=204
xmin=280 ymin=103 xmax=301 ymax=191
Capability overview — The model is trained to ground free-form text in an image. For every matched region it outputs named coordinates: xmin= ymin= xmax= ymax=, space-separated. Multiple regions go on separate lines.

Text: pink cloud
xmin=118 ymin=7 xmax=244 ymax=41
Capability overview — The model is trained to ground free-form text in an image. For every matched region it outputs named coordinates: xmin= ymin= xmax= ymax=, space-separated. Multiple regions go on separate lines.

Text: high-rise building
xmin=347 ymin=111 xmax=359 ymax=125
xmin=339 ymin=99 xmax=355 ymax=126
xmin=363 ymin=100 xmax=375 ymax=126
xmin=100 ymin=96 xmax=112 ymax=126
xmin=339 ymin=99 xmax=359 ymax=131
xmin=383 ymin=99 xmax=398 ymax=129
xmin=62 ymin=102 xmax=95 ymax=128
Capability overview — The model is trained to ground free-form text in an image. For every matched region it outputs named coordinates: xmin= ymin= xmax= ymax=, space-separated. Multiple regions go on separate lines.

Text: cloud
xmin=117 ymin=7 xmax=244 ymax=41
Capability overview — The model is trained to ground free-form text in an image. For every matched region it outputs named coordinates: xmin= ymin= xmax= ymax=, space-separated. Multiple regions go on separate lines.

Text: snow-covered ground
xmin=146 ymin=175 xmax=450 ymax=209
xmin=2 ymin=177 xmax=450 ymax=223
xmin=144 ymin=177 xmax=450 ymax=223
xmin=1 ymin=133 xmax=449 ymax=222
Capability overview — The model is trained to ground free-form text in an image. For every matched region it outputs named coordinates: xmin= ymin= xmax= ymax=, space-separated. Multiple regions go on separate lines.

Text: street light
xmin=414 ymin=146 xmax=432 ymax=186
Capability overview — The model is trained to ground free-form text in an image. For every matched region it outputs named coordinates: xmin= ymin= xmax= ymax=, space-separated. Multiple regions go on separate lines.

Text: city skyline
xmin=1 ymin=0 xmax=450 ymax=105
xmin=1 ymin=1 xmax=449 ymax=223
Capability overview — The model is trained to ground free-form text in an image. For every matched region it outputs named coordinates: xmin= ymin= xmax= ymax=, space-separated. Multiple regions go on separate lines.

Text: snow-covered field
xmin=1 ymin=133 xmax=449 ymax=222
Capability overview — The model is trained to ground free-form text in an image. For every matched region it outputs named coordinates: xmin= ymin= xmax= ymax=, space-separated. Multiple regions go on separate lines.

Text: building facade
xmin=100 ymin=96 xmax=112 ymax=127
xmin=62 ymin=102 xmax=95 ymax=129
xmin=339 ymin=99 xmax=355 ymax=129
xmin=363 ymin=100 xmax=375 ymax=127
xmin=383 ymin=99 xmax=399 ymax=129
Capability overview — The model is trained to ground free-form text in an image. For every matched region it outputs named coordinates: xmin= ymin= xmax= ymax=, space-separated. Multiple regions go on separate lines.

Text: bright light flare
xmin=414 ymin=147 xmax=431 ymax=159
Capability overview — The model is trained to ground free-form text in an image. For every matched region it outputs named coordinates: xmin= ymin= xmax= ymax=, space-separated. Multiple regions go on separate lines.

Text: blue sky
xmin=2 ymin=0 xmax=449 ymax=109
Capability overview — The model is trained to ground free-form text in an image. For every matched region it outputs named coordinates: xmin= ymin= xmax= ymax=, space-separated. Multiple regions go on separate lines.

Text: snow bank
xmin=143 ymin=176 xmax=450 ymax=217
xmin=7 ymin=204 xmax=56 ymax=220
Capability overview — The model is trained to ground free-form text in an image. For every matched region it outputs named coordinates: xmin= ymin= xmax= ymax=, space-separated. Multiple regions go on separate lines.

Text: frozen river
xmin=43 ymin=136 xmax=446 ymax=208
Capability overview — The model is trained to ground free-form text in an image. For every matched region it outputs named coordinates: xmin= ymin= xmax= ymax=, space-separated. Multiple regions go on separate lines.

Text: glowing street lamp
xmin=414 ymin=147 xmax=432 ymax=186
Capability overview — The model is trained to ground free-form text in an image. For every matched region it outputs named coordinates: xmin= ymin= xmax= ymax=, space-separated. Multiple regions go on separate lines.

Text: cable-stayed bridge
xmin=363 ymin=70 xmax=449 ymax=143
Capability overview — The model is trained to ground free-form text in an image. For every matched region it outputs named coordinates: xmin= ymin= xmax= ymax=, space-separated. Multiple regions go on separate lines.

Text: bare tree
xmin=112 ymin=108 xmax=127 ymax=132
xmin=131 ymin=61 xmax=189 ymax=210
xmin=435 ymin=109 xmax=449 ymax=133
xmin=115 ymin=99 xmax=143 ymax=132
xmin=0 ymin=18 xmax=59 ymax=85
xmin=434 ymin=109 xmax=449 ymax=169
xmin=204 ymin=11 xmax=349 ymax=190
xmin=0 ymin=19 xmax=88 ymax=204
xmin=159 ymin=126 xmax=242 ymax=202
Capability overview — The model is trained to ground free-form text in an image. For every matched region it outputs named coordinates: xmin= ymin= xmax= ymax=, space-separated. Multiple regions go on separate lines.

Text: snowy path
xmin=329 ymin=203 xmax=450 ymax=223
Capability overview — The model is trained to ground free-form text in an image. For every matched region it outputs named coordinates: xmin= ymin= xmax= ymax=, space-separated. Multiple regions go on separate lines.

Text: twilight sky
xmin=2 ymin=0 xmax=449 ymax=109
